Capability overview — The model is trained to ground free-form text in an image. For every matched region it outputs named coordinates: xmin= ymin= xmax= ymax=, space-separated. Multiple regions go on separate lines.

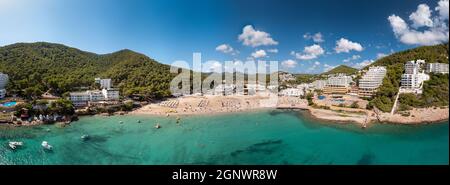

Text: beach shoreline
xmin=2 ymin=95 xmax=448 ymax=127
xmin=127 ymin=95 xmax=449 ymax=126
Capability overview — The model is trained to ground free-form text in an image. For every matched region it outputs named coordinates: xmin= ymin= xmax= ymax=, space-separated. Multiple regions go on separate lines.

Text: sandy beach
xmin=130 ymin=94 xmax=308 ymax=116
xmin=129 ymin=95 xmax=448 ymax=126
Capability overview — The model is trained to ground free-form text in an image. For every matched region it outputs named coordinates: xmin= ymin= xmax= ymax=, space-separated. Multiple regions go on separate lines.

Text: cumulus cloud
xmin=251 ymin=49 xmax=267 ymax=58
xmin=388 ymin=0 xmax=449 ymax=46
xmin=238 ymin=25 xmax=278 ymax=47
xmin=281 ymin=59 xmax=297 ymax=68
xmin=334 ymin=38 xmax=364 ymax=53
xmin=409 ymin=4 xmax=434 ymax=28
xmin=436 ymin=0 xmax=449 ymax=20
xmin=343 ymin=55 xmax=361 ymax=63
xmin=353 ymin=59 xmax=374 ymax=69
xmin=292 ymin=44 xmax=325 ymax=60
xmin=216 ymin=44 xmax=236 ymax=55
xmin=303 ymin=32 xmax=324 ymax=43
xmin=267 ymin=49 xmax=278 ymax=53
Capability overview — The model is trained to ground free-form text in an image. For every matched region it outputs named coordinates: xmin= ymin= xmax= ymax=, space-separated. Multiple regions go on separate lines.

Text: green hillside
xmin=0 ymin=42 xmax=175 ymax=99
xmin=322 ymin=65 xmax=358 ymax=75
xmin=366 ymin=43 xmax=449 ymax=112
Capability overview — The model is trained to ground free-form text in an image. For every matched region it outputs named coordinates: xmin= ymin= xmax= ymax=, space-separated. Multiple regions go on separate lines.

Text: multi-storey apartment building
xmin=323 ymin=75 xmax=353 ymax=94
xmin=0 ymin=72 xmax=8 ymax=99
xmin=95 ymin=78 xmax=112 ymax=89
xmin=404 ymin=60 xmax=425 ymax=74
xmin=358 ymin=66 xmax=387 ymax=98
xmin=70 ymin=78 xmax=120 ymax=107
xmin=309 ymin=80 xmax=327 ymax=90
xmin=102 ymin=88 xmax=120 ymax=100
xmin=400 ymin=60 xmax=429 ymax=94
xmin=426 ymin=63 xmax=449 ymax=74
xmin=69 ymin=92 xmax=91 ymax=107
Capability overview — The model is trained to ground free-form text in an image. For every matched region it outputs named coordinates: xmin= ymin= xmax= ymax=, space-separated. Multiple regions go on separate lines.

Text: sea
xmin=0 ymin=110 xmax=448 ymax=165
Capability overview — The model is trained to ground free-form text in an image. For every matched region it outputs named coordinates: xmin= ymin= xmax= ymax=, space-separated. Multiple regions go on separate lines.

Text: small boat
xmin=137 ymin=120 xmax=141 ymax=123
xmin=41 ymin=141 xmax=53 ymax=150
xmin=81 ymin=135 xmax=90 ymax=140
xmin=45 ymin=128 xmax=51 ymax=132
xmin=155 ymin=123 xmax=161 ymax=129
xmin=119 ymin=121 xmax=124 ymax=124
xmin=9 ymin=143 xmax=16 ymax=150
xmin=8 ymin=141 xmax=23 ymax=150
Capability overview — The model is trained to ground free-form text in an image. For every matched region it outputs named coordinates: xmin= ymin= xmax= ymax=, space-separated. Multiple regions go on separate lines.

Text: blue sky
xmin=0 ymin=0 xmax=448 ymax=74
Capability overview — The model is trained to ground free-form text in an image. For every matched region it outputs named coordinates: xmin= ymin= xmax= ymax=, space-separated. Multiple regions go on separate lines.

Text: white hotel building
xmin=400 ymin=60 xmax=429 ymax=94
xmin=0 ymin=72 xmax=8 ymax=99
xmin=95 ymin=78 xmax=112 ymax=89
xmin=70 ymin=78 xmax=120 ymax=107
xmin=426 ymin=63 xmax=449 ymax=74
xmin=358 ymin=66 xmax=387 ymax=98
xmin=70 ymin=89 xmax=120 ymax=107
xmin=309 ymin=80 xmax=327 ymax=90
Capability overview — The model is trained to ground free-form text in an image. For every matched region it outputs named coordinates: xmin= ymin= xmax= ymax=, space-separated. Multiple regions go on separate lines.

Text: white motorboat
xmin=81 ymin=135 xmax=90 ymax=140
xmin=41 ymin=141 xmax=53 ymax=150
xmin=9 ymin=143 xmax=16 ymax=150
xmin=8 ymin=141 xmax=23 ymax=150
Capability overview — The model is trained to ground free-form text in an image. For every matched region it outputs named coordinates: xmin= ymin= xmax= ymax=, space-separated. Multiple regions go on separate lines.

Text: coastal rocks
xmin=379 ymin=107 xmax=449 ymax=124
xmin=9 ymin=114 xmax=75 ymax=127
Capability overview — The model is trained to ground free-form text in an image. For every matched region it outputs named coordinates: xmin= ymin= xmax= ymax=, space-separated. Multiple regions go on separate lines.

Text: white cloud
xmin=353 ymin=59 xmax=374 ymax=69
xmin=388 ymin=15 xmax=409 ymax=35
xmin=334 ymin=38 xmax=364 ymax=53
xmin=343 ymin=55 xmax=361 ymax=63
xmin=216 ymin=44 xmax=235 ymax=54
xmin=314 ymin=61 xmax=321 ymax=65
xmin=376 ymin=53 xmax=388 ymax=59
xmin=409 ymin=4 xmax=434 ymax=28
xmin=251 ymin=49 xmax=267 ymax=58
xmin=267 ymin=49 xmax=278 ymax=53
xmin=303 ymin=32 xmax=324 ymax=43
xmin=281 ymin=59 xmax=297 ymax=68
xmin=388 ymin=0 xmax=449 ymax=46
xmin=293 ymin=44 xmax=325 ymax=60
xmin=436 ymin=0 xmax=449 ymax=20
xmin=238 ymin=25 xmax=278 ymax=47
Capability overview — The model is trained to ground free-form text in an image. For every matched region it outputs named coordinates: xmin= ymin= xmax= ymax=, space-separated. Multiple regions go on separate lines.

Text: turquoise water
xmin=0 ymin=110 xmax=448 ymax=165
xmin=0 ymin=101 xmax=16 ymax=107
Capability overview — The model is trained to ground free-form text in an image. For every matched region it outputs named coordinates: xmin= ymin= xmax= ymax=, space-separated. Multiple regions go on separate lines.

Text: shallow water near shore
xmin=0 ymin=110 xmax=448 ymax=165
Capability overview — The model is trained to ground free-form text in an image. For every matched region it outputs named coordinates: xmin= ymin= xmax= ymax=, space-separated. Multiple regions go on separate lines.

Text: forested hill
xmin=366 ymin=43 xmax=449 ymax=112
xmin=0 ymin=42 xmax=175 ymax=99
xmin=321 ymin=65 xmax=358 ymax=75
